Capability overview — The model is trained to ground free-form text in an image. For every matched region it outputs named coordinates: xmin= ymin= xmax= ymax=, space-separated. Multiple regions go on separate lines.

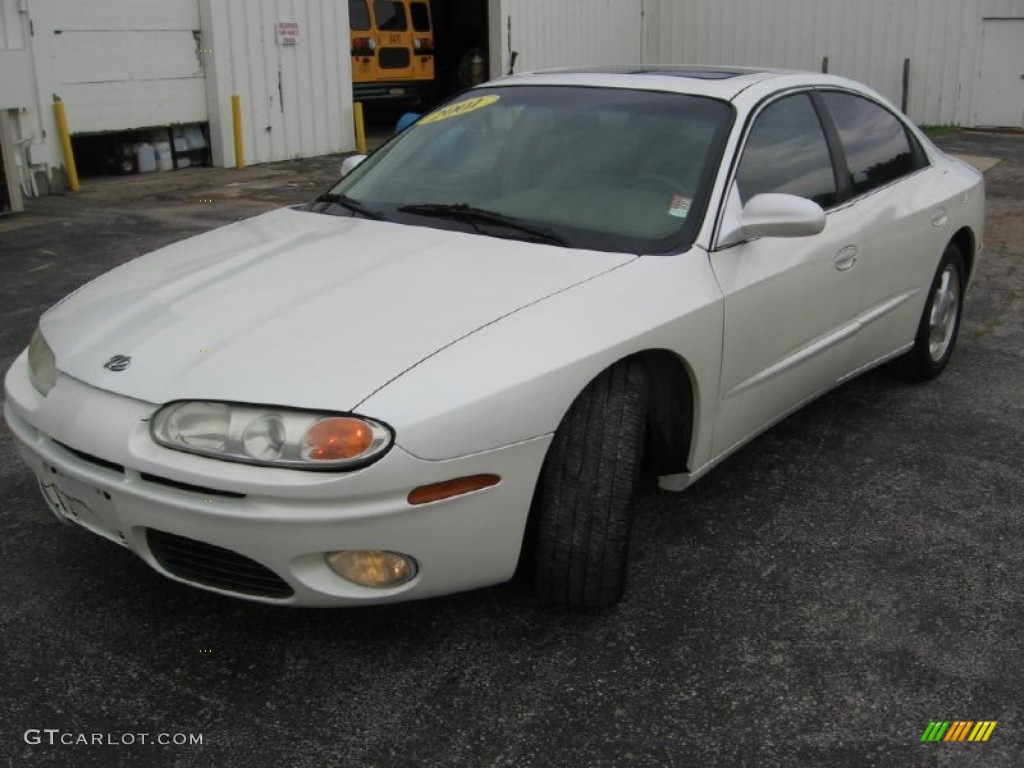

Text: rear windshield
xmin=373 ymin=1 xmax=407 ymax=31
xmin=325 ymin=86 xmax=733 ymax=254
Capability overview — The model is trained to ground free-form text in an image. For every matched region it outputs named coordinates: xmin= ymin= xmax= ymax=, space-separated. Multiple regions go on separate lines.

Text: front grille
xmin=55 ymin=442 xmax=125 ymax=474
xmin=140 ymin=473 xmax=246 ymax=499
xmin=146 ymin=529 xmax=293 ymax=599
xmin=379 ymin=47 xmax=410 ymax=68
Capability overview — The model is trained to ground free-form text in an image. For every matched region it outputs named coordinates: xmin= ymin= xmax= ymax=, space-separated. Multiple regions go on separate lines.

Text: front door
xmin=710 ymin=92 xmax=861 ymax=458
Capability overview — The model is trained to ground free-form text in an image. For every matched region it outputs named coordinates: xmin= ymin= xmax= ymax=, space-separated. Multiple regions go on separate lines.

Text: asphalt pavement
xmin=0 ymin=132 xmax=1021 ymax=767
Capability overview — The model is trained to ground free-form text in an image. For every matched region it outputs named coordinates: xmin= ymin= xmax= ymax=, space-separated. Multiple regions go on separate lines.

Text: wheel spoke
xmin=927 ymin=266 xmax=960 ymax=360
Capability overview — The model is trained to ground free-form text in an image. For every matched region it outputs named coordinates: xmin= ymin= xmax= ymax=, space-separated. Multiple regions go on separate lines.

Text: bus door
xmin=372 ymin=0 xmax=415 ymax=81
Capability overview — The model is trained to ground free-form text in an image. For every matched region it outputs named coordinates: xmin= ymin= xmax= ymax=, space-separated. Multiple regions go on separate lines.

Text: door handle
xmin=834 ymin=245 xmax=858 ymax=271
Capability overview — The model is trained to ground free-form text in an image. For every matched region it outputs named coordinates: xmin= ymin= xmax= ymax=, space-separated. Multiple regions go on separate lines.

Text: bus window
xmin=349 ymin=0 xmax=371 ymax=31
xmin=374 ymin=1 xmax=408 ymax=31
xmin=410 ymin=2 xmax=430 ymax=32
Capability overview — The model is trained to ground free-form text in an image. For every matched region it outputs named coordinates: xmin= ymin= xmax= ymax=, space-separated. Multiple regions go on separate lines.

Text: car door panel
xmin=710 ymin=197 xmax=861 ymax=457
xmin=815 ymin=91 xmax=953 ymax=371
xmin=708 ymin=91 xmax=862 ymax=458
xmin=845 ymin=168 xmax=955 ymax=371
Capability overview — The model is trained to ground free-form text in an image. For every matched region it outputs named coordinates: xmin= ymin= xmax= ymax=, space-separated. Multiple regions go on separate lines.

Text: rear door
xmin=372 ymin=0 xmax=414 ymax=81
xmin=816 ymin=91 xmax=952 ymax=374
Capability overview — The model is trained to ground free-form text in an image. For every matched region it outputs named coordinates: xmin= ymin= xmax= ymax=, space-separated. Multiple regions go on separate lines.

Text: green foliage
xmin=918 ymin=124 xmax=959 ymax=138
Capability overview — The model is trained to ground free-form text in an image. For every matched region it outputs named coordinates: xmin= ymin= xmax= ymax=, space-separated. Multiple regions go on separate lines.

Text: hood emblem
xmin=103 ymin=355 xmax=132 ymax=372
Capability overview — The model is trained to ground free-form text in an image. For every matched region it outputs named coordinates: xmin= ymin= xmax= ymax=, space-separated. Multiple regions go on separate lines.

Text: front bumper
xmin=4 ymin=353 xmax=550 ymax=606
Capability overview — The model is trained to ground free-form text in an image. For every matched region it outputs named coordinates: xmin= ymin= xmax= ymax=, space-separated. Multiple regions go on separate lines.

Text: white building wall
xmin=642 ymin=0 xmax=1024 ymax=126
xmin=0 ymin=0 xmax=26 ymax=48
xmin=200 ymin=0 xmax=355 ymax=167
xmin=0 ymin=0 xmax=33 ymax=108
xmin=489 ymin=0 xmax=643 ymax=77
xmin=43 ymin=0 xmax=207 ymax=134
xmin=7 ymin=0 xmax=207 ymax=192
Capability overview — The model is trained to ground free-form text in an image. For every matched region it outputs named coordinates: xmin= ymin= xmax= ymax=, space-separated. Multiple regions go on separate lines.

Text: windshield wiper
xmin=397 ymin=203 xmax=569 ymax=246
xmin=314 ymin=193 xmax=385 ymax=220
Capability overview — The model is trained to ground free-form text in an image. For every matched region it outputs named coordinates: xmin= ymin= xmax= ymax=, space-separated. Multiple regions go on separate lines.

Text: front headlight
xmin=151 ymin=401 xmax=393 ymax=470
xmin=27 ymin=327 xmax=57 ymax=396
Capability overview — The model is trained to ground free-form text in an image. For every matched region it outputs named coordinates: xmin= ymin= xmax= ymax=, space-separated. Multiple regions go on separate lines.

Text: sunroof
xmin=642 ymin=68 xmax=748 ymax=80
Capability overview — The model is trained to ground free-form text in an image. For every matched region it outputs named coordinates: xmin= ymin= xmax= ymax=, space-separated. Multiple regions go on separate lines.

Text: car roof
xmin=487 ymin=65 xmax=868 ymax=103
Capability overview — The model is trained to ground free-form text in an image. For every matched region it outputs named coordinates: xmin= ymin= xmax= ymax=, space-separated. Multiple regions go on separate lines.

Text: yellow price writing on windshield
xmin=418 ymin=95 xmax=500 ymax=125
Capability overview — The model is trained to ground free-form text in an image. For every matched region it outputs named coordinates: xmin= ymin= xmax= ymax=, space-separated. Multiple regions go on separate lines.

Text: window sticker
xmin=418 ymin=95 xmax=500 ymax=125
xmin=668 ymin=195 xmax=691 ymax=219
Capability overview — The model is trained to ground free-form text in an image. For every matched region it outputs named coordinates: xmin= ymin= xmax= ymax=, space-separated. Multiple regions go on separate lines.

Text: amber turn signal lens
xmin=302 ymin=417 xmax=374 ymax=461
xmin=407 ymin=474 xmax=500 ymax=505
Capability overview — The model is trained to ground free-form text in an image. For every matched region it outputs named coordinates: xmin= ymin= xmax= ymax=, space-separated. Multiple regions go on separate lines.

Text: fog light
xmin=326 ymin=550 xmax=417 ymax=588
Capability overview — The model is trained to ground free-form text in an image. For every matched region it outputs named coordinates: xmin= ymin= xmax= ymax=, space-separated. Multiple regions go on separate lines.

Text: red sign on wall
xmin=276 ymin=21 xmax=299 ymax=46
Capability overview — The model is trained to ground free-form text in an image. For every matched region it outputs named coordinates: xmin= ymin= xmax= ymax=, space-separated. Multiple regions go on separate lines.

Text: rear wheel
xmin=900 ymin=243 xmax=965 ymax=381
xmin=531 ymin=360 xmax=648 ymax=609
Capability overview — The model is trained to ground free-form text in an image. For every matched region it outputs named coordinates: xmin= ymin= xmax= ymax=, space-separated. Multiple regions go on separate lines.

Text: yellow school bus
xmin=349 ymin=0 xmax=435 ymax=103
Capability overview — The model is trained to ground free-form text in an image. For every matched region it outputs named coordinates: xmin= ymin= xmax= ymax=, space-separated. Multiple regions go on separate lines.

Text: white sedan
xmin=4 ymin=67 xmax=984 ymax=608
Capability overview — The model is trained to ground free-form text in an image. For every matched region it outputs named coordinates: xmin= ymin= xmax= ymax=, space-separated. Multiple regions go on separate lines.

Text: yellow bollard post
xmin=231 ymin=94 xmax=245 ymax=169
xmin=52 ymin=97 xmax=80 ymax=192
xmin=353 ymin=102 xmax=367 ymax=155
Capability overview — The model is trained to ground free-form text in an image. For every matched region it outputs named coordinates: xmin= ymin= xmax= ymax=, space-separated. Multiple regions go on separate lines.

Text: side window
xmin=821 ymin=92 xmax=921 ymax=196
xmin=736 ymin=93 xmax=837 ymax=208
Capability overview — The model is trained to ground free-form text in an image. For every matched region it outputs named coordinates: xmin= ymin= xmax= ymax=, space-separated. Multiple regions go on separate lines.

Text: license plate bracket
xmin=38 ymin=466 xmax=125 ymax=546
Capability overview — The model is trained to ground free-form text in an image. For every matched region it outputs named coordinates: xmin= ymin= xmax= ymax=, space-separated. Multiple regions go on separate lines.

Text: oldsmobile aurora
xmin=4 ymin=67 xmax=984 ymax=608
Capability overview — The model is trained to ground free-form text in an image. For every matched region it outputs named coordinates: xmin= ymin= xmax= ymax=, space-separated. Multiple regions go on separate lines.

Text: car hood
xmin=42 ymin=207 xmax=633 ymax=410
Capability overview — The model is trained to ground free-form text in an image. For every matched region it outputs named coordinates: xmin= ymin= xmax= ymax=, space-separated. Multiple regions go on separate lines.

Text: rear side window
xmin=349 ymin=0 xmax=371 ymax=31
xmin=821 ymin=92 xmax=920 ymax=196
xmin=735 ymin=93 xmax=837 ymax=208
xmin=410 ymin=2 xmax=430 ymax=32
xmin=374 ymin=1 xmax=407 ymax=31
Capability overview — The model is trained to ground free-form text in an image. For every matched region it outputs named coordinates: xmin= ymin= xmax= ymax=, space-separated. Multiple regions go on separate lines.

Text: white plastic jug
xmin=135 ymin=142 xmax=157 ymax=173
xmin=154 ymin=141 xmax=173 ymax=171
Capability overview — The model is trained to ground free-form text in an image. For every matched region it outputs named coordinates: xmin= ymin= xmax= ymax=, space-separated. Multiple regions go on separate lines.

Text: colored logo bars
xmin=921 ymin=721 xmax=997 ymax=742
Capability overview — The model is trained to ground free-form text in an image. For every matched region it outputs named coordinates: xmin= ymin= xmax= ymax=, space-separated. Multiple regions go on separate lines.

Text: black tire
xmin=532 ymin=360 xmax=649 ymax=609
xmin=899 ymin=243 xmax=966 ymax=381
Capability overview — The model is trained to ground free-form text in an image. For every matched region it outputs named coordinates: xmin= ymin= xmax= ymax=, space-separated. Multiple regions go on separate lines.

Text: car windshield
xmin=318 ymin=85 xmax=733 ymax=253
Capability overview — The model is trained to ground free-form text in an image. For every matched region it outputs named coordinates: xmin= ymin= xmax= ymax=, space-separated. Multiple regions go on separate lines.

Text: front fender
xmin=359 ymin=249 xmax=725 ymax=466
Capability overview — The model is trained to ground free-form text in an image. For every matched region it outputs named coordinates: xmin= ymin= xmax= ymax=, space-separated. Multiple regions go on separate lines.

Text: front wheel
xmin=531 ymin=360 xmax=649 ymax=609
xmin=899 ymin=243 xmax=966 ymax=381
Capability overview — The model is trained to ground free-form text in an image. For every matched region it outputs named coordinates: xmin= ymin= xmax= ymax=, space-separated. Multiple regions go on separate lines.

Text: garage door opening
xmin=70 ymin=125 xmax=210 ymax=179
xmin=353 ymin=0 xmax=489 ymax=137
xmin=0 ymin=136 xmax=10 ymax=214
xmin=0 ymin=111 xmax=21 ymax=214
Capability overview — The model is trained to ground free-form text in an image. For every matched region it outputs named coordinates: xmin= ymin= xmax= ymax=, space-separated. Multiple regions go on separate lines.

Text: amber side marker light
xmin=408 ymin=474 xmax=501 ymax=505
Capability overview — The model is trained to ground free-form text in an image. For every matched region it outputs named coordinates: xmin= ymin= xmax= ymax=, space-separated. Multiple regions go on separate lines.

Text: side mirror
xmin=340 ymin=154 xmax=367 ymax=178
xmin=719 ymin=193 xmax=826 ymax=246
xmin=738 ymin=193 xmax=825 ymax=239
